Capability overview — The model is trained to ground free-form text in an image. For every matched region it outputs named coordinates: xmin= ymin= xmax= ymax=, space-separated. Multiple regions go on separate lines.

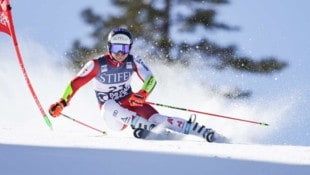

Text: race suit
xmin=60 ymin=53 xmax=158 ymax=119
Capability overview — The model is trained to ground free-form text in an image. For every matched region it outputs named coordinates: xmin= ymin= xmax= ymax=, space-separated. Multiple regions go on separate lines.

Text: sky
xmin=1 ymin=0 xmax=310 ymax=145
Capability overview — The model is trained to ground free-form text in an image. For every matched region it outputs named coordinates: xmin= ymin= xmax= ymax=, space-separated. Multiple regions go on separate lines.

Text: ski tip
xmin=261 ymin=122 xmax=269 ymax=126
xmin=102 ymin=131 xmax=108 ymax=135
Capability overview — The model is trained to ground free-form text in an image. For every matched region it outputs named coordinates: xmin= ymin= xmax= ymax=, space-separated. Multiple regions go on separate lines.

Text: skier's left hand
xmin=129 ymin=90 xmax=149 ymax=106
xmin=49 ymin=98 xmax=67 ymax=117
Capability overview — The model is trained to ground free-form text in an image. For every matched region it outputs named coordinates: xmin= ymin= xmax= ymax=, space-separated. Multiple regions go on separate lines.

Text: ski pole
xmin=146 ymin=101 xmax=269 ymax=126
xmin=60 ymin=113 xmax=107 ymax=135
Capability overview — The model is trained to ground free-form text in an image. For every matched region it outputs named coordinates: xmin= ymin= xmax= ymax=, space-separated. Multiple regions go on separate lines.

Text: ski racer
xmin=49 ymin=27 xmax=214 ymax=142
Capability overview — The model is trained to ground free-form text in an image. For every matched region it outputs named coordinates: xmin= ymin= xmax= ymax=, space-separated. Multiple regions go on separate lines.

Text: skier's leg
xmin=148 ymin=113 xmax=187 ymax=133
xmin=102 ymin=99 xmax=155 ymax=131
xmin=118 ymin=97 xmax=158 ymax=130
xmin=101 ymin=99 xmax=136 ymax=131
xmin=149 ymin=113 xmax=214 ymax=141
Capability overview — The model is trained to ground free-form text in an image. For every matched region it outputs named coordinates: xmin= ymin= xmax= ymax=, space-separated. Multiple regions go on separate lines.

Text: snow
xmin=1 ymin=126 xmax=310 ymax=175
xmin=1 ymin=35 xmax=310 ymax=175
xmin=1 ymin=131 xmax=310 ymax=175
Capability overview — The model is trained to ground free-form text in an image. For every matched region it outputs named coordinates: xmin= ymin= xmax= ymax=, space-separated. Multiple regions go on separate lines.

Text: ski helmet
xmin=107 ymin=27 xmax=133 ymax=54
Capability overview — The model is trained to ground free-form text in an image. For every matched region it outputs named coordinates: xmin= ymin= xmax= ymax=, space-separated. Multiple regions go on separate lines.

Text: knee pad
xmin=101 ymin=100 xmax=136 ymax=131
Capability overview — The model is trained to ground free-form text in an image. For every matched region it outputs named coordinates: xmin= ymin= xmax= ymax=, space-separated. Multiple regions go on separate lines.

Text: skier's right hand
xmin=49 ymin=99 xmax=67 ymax=117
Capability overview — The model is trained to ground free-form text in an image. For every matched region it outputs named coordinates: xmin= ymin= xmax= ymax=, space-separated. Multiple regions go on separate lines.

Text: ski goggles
xmin=110 ymin=44 xmax=131 ymax=54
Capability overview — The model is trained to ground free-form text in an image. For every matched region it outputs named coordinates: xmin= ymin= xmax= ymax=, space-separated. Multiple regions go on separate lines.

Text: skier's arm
xmin=133 ymin=55 xmax=157 ymax=92
xmin=49 ymin=59 xmax=99 ymax=117
xmin=61 ymin=59 xmax=100 ymax=105
xmin=129 ymin=56 xmax=157 ymax=106
xmin=141 ymin=75 xmax=156 ymax=94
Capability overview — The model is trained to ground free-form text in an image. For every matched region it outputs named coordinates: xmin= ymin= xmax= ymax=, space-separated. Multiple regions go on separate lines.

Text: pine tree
xmin=67 ymin=0 xmax=287 ymax=98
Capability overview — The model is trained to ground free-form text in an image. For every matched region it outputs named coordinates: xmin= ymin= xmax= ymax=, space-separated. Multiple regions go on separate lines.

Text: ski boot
xmin=184 ymin=114 xmax=215 ymax=142
xmin=131 ymin=115 xmax=156 ymax=139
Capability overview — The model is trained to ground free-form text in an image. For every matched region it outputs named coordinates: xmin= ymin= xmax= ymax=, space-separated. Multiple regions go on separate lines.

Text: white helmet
xmin=107 ymin=27 xmax=133 ymax=54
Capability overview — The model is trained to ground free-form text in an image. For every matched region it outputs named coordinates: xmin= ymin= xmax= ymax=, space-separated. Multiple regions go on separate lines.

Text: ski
xmin=133 ymin=125 xmax=185 ymax=141
xmin=132 ymin=126 xmax=229 ymax=143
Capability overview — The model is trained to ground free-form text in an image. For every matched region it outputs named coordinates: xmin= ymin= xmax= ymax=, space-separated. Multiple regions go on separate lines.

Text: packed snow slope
xmin=0 ymin=39 xmax=309 ymax=175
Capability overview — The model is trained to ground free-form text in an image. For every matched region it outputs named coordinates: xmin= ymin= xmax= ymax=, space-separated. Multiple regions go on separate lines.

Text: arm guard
xmin=61 ymin=83 xmax=74 ymax=104
xmin=141 ymin=76 xmax=157 ymax=93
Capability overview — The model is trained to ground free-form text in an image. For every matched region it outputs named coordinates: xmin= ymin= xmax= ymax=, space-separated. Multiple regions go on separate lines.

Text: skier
xmin=49 ymin=27 xmax=214 ymax=142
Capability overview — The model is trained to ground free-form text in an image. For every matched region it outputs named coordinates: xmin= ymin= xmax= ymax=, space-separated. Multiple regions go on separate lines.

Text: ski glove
xmin=49 ymin=98 xmax=67 ymax=117
xmin=129 ymin=90 xmax=149 ymax=107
